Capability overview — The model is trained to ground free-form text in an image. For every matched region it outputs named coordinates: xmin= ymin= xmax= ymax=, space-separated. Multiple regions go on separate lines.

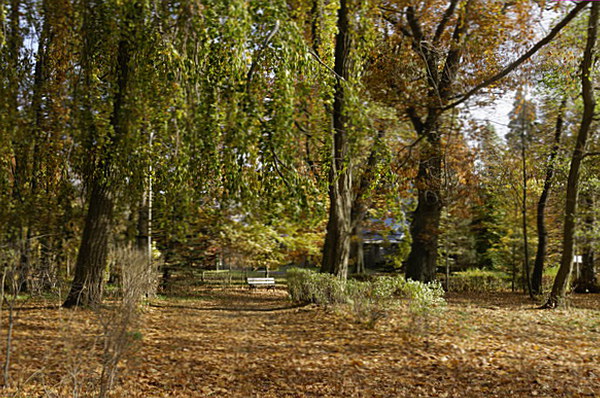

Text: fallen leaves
xmin=0 ymin=289 xmax=599 ymax=397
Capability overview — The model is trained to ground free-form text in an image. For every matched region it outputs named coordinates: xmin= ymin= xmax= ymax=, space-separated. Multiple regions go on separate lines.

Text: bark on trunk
xmin=63 ymin=182 xmax=113 ymax=307
xmin=406 ymin=127 xmax=442 ymax=282
xmin=320 ymin=0 xmax=352 ymax=279
xmin=532 ymin=98 xmax=566 ymax=295
xmin=544 ymin=2 xmax=597 ymax=308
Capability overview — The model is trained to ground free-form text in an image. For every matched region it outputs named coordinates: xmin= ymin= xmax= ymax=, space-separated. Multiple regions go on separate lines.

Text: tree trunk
xmin=544 ymin=2 xmax=597 ymax=308
xmin=520 ymin=116 xmax=533 ymax=298
xmin=532 ymin=98 xmax=566 ymax=295
xmin=6 ymin=0 xmax=30 ymax=292
xmin=406 ymin=127 xmax=442 ymax=283
xmin=63 ymin=182 xmax=113 ymax=307
xmin=63 ymin=1 xmax=136 ymax=307
xmin=137 ymin=192 xmax=150 ymax=252
xmin=310 ymin=0 xmax=322 ymax=55
xmin=511 ymin=239 xmax=517 ymax=292
xmin=320 ymin=0 xmax=352 ymax=279
xmin=403 ymin=3 xmax=468 ymax=283
xmin=137 ymin=132 xmax=153 ymax=263
xmin=575 ymin=194 xmax=599 ymax=293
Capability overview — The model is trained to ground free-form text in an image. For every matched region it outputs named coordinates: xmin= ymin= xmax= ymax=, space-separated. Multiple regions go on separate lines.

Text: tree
xmin=544 ymin=1 xmax=598 ymax=308
xmin=64 ymin=0 xmax=146 ymax=307
xmin=320 ymin=0 xmax=354 ymax=278
xmin=372 ymin=0 xmax=588 ymax=282
xmin=0 ymin=0 xmax=76 ymax=293
xmin=507 ymin=90 xmax=538 ymax=297
xmin=531 ymin=97 xmax=566 ymax=295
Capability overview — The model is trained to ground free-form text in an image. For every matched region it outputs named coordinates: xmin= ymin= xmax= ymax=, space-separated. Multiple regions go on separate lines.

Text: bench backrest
xmin=247 ymin=277 xmax=275 ymax=284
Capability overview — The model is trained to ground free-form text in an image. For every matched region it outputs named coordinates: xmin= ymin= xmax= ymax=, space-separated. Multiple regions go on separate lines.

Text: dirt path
xmin=3 ymin=288 xmax=600 ymax=397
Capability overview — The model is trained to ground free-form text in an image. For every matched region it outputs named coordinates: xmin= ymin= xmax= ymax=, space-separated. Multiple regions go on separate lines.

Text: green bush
xmin=286 ymin=268 xmax=445 ymax=327
xmin=286 ymin=268 xmax=346 ymax=305
xmin=403 ymin=278 xmax=446 ymax=315
xmin=449 ymin=269 xmax=511 ymax=292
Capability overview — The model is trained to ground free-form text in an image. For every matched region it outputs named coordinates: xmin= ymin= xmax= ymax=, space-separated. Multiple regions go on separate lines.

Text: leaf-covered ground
xmin=2 ymin=287 xmax=599 ymax=397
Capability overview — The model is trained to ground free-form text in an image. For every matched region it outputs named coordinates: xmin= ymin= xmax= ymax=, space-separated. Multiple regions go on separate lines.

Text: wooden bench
xmin=247 ymin=277 xmax=275 ymax=289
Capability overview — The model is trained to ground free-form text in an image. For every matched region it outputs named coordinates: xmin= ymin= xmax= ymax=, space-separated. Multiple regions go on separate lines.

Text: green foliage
xmin=287 ymin=268 xmax=445 ymax=327
xmin=542 ymin=266 xmax=560 ymax=292
xmin=449 ymin=269 xmax=511 ymax=293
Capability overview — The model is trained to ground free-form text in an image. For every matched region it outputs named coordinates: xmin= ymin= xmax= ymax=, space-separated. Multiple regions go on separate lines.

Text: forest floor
xmin=1 ymin=284 xmax=599 ymax=398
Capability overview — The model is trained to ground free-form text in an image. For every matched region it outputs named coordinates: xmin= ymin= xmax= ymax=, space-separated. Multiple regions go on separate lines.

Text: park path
xmin=4 ymin=288 xmax=599 ymax=397
xmin=124 ymin=287 xmax=420 ymax=397
xmin=120 ymin=288 xmax=600 ymax=398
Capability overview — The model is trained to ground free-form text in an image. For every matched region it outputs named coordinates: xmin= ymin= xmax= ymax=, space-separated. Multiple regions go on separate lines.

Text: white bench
xmin=247 ymin=277 xmax=275 ymax=289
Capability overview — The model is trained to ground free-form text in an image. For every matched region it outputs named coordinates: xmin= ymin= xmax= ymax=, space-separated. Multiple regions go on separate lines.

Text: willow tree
xmin=372 ymin=0 xmax=588 ymax=282
xmin=0 ymin=0 xmax=29 ymax=285
xmin=63 ymin=0 xmax=150 ymax=307
xmin=149 ymin=0 xmax=325 ymax=272
xmin=544 ymin=1 xmax=598 ymax=308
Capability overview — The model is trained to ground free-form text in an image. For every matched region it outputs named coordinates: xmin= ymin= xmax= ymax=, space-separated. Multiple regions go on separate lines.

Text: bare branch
xmin=393 ymin=134 xmax=426 ymax=172
xmin=444 ymin=1 xmax=589 ymax=111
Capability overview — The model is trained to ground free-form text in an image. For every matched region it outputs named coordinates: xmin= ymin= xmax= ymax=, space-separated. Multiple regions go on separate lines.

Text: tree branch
xmin=433 ymin=0 xmax=459 ymax=44
xmin=444 ymin=1 xmax=589 ymax=111
xmin=405 ymin=6 xmax=424 ymax=42
xmin=438 ymin=0 xmax=471 ymax=101
xmin=246 ymin=20 xmax=280 ymax=89
xmin=582 ymin=152 xmax=600 ymax=159
xmin=308 ymin=49 xmax=345 ymax=81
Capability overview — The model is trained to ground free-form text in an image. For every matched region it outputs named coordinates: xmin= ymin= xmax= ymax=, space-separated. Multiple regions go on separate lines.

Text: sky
xmin=468 ymin=93 xmax=516 ymax=138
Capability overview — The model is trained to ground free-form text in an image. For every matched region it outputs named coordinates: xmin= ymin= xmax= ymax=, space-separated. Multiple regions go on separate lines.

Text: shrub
xmin=286 ymin=268 xmax=445 ymax=327
xmin=449 ymin=269 xmax=511 ymax=292
xmin=286 ymin=268 xmax=346 ymax=305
